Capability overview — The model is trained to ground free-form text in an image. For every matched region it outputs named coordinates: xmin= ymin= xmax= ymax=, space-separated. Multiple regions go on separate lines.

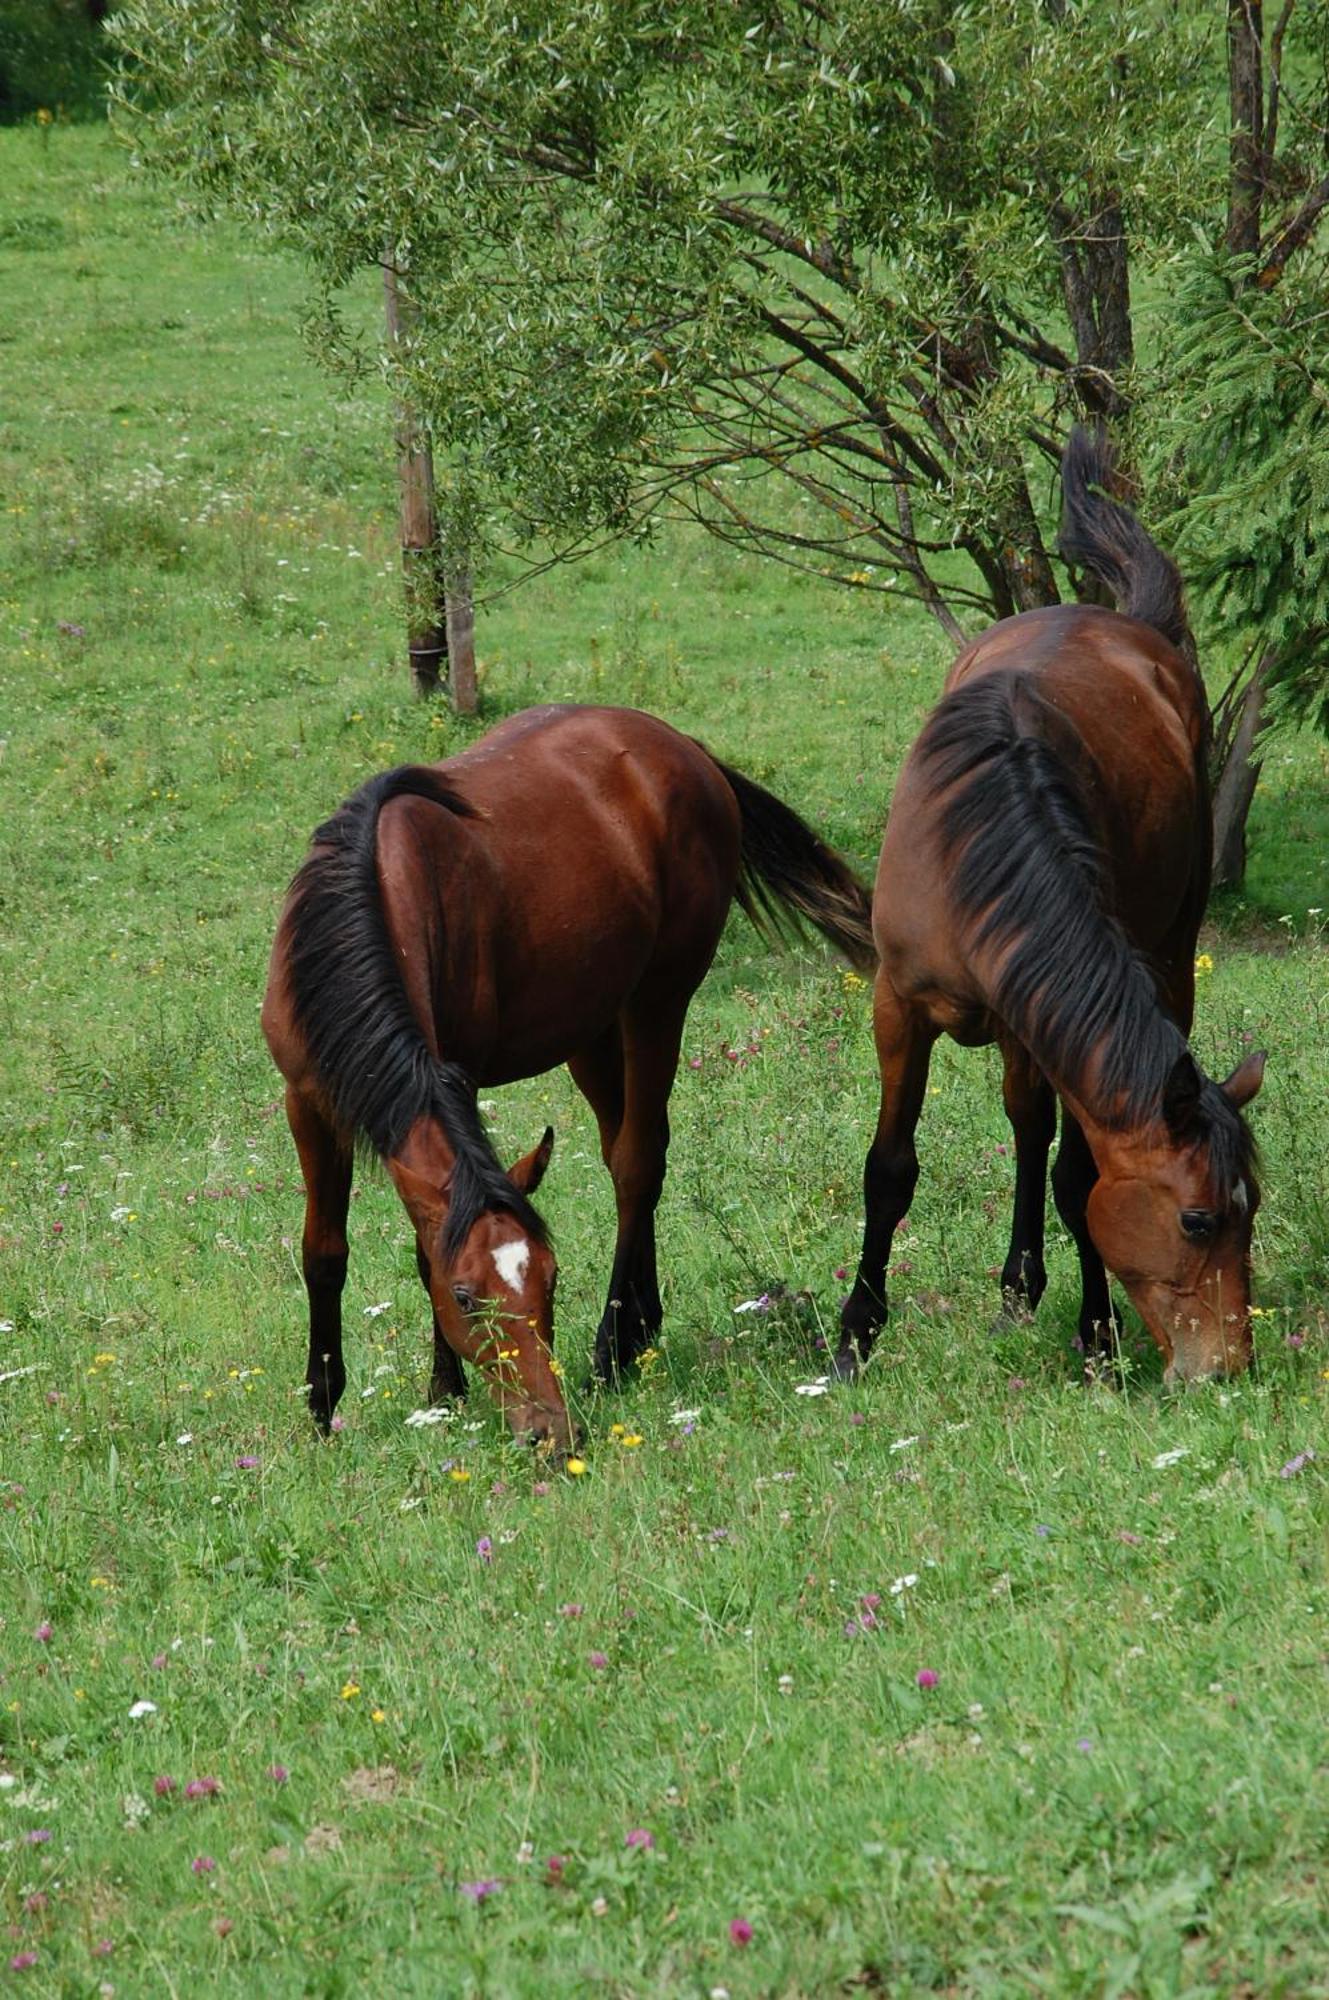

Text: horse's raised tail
xmin=1059 ymin=426 xmax=1190 ymax=653
xmin=707 ymin=755 xmax=876 ymax=972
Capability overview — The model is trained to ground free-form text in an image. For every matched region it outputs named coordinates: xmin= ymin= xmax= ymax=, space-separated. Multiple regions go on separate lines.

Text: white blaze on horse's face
xmin=492 ymin=1235 xmax=531 ymax=1291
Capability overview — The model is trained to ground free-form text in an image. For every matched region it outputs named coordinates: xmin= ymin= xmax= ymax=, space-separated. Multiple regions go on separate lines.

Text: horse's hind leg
xmin=414 ymin=1242 xmax=467 ymax=1404
xmin=285 ymin=1085 xmax=353 ymax=1432
xmin=1051 ymin=1109 xmax=1120 ymax=1370
xmin=995 ymin=1042 xmax=1056 ymax=1326
xmin=835 ymin=978 xmax=936 ymax=1379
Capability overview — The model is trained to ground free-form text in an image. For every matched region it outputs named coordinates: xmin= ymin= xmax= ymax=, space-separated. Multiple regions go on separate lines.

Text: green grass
xmin=2 ymin=127 xmax=1328 ymax=1996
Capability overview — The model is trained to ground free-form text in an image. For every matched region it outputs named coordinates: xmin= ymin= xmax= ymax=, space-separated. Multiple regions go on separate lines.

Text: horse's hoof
xmin=830 ymin=1343 xmax=863 ymax=1382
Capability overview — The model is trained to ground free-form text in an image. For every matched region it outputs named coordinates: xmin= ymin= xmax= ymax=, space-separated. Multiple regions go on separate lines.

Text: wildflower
xmin=532 ymin=1479 xmax=550 ymax=1495
xmin=849 ymin=1411 xmax=866 ymax=1425
xmin=670 ymin=1409 xmax=700 ymax=1427
xmin=191 ymin=1855 xmax=217 ymax=1874
xmin=889 ymin=1574 xmax=919 ymax=1595
xmin=152 ymin=1651 xmax=169 ymax=1669
xmin=777 ymin=1674 xmax=794 ymax=1694
xmin=34 ymin=1621 xmax=52 ymax=1643
xmin=620 ymin=1433 xmax=643 ymax=1448
xmin=459 ymin=1877 xmax=501 ymax=1902
xmin=25 ymin=1828 xmax=52 ymax=1844
xmin=476 ymin=1536 xmax=493 ymax=1563
xmin=795 ymin=1378 xmax=830 ymax=1397
xmin=128 ymin=1699 xmax=158 ymax=1719
xmin=330 ymin=1414 xmax=345 ymax=1432
xmin=234 ymin=1455 xmax=259 ymax=1470
xmin=545 ymin=1853 xmax=567 ymax=1884
xmin=371 ymin=1707 xmax=386 ymax=1723
xmin=340 ymin=1682 xmax=361 ymax=1701
xmin=590 ymin=1896 xmax=609 ymax=1917
xmin=449 ymin=1467 xmax=471 ymax=1484
xmin=154 ymin=1775 xmax=176 ymax=1797
xmin=266 ymin=1764 xmax=289 ymax=1784
xmin=1075 ymin=1738 xmax=1094 ymax=1754
xmin=558 ymin=1603 xmax=583 ymax=1618
xmin=405 ymin=1407 xmax=450 ymax=1428
xmin=916 ymin=1669 xmax=939 ymax=1690
xmin=1152 ymin=1447 xmax=1188 ymax=1469
xmin=9 ymin=1952 xmax=38 ymax=1972
xmin=624 ymin=1828 xmax=655 ymax=1850
xmin=24 ymin=1894 xmax=47 ymax=1915
xmin=93 ymin=1939 xmax=114 ymax=1958
xmin=1035 ymin=1524 xmax=1052 ymax=1538
xmin=1279 ymin=1449 xmax=1315 ymax=1479
xmin=185 ymin=1777 xmax=221 ymax=1799
xmin=1194 ymin=952 xmax=1214 ymax=975
xmin=729 ymin=1918 xmax=754 ymax=1947
xmin=734 ymin=1295 xmax=771 ymax=1315
xmin=589 ymin=1651 xmax=609 ymax=1670
xmin=566 ymin=1458 xmax=587 ymax=1477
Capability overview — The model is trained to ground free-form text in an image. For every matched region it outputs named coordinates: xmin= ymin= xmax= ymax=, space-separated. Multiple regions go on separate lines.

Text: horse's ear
xmin=389 ymin=1159 xmax=447 ymax=1229
xmin=1220 ymin=1048 xmax=1266 ymax=1109
xmin=509 ymin=1125 xmax=554 ymax=1195
xmin=1161 ymin=1050 xmax=1203 ymax=1135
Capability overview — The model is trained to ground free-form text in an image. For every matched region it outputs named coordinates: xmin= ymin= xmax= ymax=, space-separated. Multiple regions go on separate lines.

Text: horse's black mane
xmin=920 ymin=672 xmax=1254 ymax=1188
xmin=285 ymin=765 xmax=548 ymax=1255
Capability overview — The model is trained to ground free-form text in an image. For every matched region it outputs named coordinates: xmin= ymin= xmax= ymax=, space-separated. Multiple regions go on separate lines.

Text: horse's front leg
xmin=995 ymin=1040 xmax=1056 ymax=1325
xmin=1051 ymin=1108 xmax=1120 ymax=1369
xmin=415 ymin=1242 xmax=467 ymax=1405
xmin=586 ymin=1010 xmax=683 ymax=1384
xmin=285 ymin=1085 xmax=353 ymax=1432
xmin=835 ymin=977 xmax=936 ymax=1378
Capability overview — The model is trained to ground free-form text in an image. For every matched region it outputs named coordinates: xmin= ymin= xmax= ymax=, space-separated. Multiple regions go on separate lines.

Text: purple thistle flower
xmin=185 ymin=1776 xmax=221 ymax=1799
xmin=476 ymin=1535 xmax=493 ymax=1563
xmin=1075 ymin=1737 xmax=1094 ymax=1754
xmin=9 ymin=1953 xmax=38 ymax=1972
xmin=266 ymin=1763 xmax=289 ymax=1784
xmin=916 ymin=1668 xmax=940 ymax=1689
xmin=588 ymin=1650 xmax=609 ymax=1670
xmin=154 ymin=1774 xmax=176 ymax=1797
xmin=93 ymin=1940 xmax=114 ymax=1958
xmin=1280 ymin=1449 xmax=1315 ymax=1479
xmin=730 ymin=1917 xmax=754 ymax=1946
xmin=33 ymin=1621 xmax=52 ymax=1643
xmin=557 ymin=1602 xmax=583 ymax=1618
xmin=234 ymin=1455 xmax=259 ymax=1470
xmin=191 ymin=1854 xmax=217 ymax=1874
xmin=24 ymin=1829 xmax=52 ymax=1844
xmin=459 ymin=1877 xmax=501 ymax=1902
xmin=151 ymin=1651 xmax=169 ymax=1669
xmin=624 ymin=1827 xmax=655 ymax=1850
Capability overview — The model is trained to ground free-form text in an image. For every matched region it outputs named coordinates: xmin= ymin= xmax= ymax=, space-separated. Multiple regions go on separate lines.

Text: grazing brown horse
xmin=263 ymin=704 xmax=874 ymax=1446
xmin=837 ymin=430 xmax=1266 ymax=1385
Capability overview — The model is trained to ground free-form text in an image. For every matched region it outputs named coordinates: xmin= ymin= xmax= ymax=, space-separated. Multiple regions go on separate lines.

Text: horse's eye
xmin=452 ymin=1284 xmax=479 ymax=1315
xmin=1179 ymin=1209 xmax=1218 ymax=1243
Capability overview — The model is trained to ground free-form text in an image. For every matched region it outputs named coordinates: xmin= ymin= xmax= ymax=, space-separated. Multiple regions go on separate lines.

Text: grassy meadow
xmin=3 ymin=126 xmax=1329 ymax=1996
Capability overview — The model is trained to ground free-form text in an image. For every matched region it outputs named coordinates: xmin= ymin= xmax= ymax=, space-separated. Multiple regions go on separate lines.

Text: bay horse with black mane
xmin=837 ymin=429 xmax=1266 ymax=1386
xmin=263 ymin=706 xmax=874 ymax=1448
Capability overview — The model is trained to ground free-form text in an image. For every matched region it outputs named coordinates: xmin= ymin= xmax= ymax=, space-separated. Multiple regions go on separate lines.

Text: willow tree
xmin=112 ymin=1 xmax=1329 ymax=866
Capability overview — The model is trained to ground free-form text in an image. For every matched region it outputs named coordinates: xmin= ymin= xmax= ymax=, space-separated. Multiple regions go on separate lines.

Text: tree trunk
xmin=1211 ymin=649 xmax=1273 ymax=887
xmin=445 ymin=574 xmax=477 ymax=715
xmin=1226 ymin=0 xmax=1265 ymax=257
xmin=382 ymin=255 xmax=448 ymax=699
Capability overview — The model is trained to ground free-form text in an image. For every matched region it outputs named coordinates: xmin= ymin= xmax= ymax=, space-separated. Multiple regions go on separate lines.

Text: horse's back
xmin=875 ymin=604 xmax=1210 ymax=1028
xmin=375 ymin=706 xmax=742 ymax=1081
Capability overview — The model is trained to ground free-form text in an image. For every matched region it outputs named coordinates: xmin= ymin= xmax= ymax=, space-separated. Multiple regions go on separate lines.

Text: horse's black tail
xmin=707 ymin=755 xmax=876 ymax=972
xmin=1059 ymin=426 xmax=1190 ymax=652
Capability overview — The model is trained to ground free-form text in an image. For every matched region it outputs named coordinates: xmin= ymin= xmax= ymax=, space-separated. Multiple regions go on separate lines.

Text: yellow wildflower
xmin=565 ymin=1458 xmax=588 ymax=1477
xmin=1195 ymin=952 xmax=1214 ymax=976
xmin=449 ymin=1466 xmax=471 ymax=1483
xmin=340 ymin=1682 xmax=361 ymax=1701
